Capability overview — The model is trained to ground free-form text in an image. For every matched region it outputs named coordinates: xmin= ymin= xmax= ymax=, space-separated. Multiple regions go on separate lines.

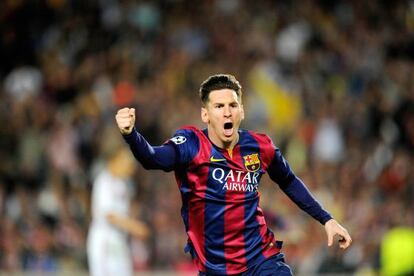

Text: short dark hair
xmin=199 ymin=74 xmax=242 ymax=105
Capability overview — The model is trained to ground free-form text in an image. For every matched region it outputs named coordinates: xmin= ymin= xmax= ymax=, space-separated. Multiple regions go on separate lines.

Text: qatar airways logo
xmin=212 ymin=168 xmax=260 ymax=192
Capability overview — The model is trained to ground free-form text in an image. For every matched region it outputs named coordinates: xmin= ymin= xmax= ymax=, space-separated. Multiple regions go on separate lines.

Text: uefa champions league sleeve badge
xmin=170 ymin=136 xmax=187 ymax=145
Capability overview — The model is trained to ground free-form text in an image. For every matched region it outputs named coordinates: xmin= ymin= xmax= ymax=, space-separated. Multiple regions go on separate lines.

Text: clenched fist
xmin=115 ymin=107 xmax=136 ymax=135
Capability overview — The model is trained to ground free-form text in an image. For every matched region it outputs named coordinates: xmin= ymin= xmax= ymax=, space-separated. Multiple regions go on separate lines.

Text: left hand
xmin=324 ymin=219 xmax=352 ymax=249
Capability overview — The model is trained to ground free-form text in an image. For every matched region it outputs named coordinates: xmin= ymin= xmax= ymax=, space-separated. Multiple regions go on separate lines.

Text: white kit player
xmin=87 ymin=147 xmax=149 ymax=276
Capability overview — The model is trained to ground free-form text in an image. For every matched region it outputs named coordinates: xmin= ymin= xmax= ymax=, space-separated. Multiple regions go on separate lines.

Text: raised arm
xmin=115 ymin=107 xmax=177 ymax=171
xmin=116 ymin=107 xmax=137 ymax=135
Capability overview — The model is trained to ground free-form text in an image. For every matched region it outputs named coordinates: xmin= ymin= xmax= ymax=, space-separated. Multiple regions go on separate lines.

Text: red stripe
xmin=248 ymin=131 xmax=274 ymax=170
xmin=249 ymin=131 xmax=281 ymax=257
xmin=186 ymin=128 xmax=211 ymax=272
xmin=223 ymin=145 xmax=247 ymax=273
xmin=256 ymin=206 xmax=280 ymax=258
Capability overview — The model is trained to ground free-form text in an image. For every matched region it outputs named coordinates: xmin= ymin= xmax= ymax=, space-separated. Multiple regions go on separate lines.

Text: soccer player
xmin=115 ymin=74 xmax=352 ymax=275
xmin=87 ymin=146 xmax=149 ymax=276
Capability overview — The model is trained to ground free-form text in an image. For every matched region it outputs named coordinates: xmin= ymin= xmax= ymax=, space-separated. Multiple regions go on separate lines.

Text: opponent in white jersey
xmin=87 ymin=147 xmax=148 ymax=276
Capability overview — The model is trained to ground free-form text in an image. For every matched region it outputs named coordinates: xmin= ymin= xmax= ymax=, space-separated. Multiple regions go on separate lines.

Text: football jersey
xmin=167 ymin=126 xmax=285 ymax=275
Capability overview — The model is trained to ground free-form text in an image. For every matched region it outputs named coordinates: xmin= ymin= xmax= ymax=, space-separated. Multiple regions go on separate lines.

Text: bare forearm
xmin=107 ymin=213 xmax=150 ymax=239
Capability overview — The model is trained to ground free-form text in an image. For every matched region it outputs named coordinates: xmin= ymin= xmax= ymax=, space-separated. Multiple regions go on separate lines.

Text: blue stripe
xmin=177 ymin=169 xmax=190 ymax=233
xmin=239 ymin=130 xmax=266 ymax=269
xmin=176 ymin=128 xmax=200 ymax=166
xmin=204 ymin=146 xmax=227 ymax=274
xmin=176 ymin=128 xmax=200 ymax=233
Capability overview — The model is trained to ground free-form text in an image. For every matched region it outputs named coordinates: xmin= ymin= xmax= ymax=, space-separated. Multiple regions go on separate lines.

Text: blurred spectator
xmin=3 ymin=66 xmax=43 ymax=102
xmin=87 ymin=128 xmax=149 ymax=276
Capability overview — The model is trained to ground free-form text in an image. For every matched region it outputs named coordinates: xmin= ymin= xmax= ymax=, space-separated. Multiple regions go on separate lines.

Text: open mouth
xmin=224 ymin=122 xmax=233 ymax=136
xmin=224 ymin=122 xmax=233 ymax=129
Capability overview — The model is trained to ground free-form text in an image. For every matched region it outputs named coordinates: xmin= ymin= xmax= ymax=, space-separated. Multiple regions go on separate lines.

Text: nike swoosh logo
xmin=210 ymin=156 xmax=226 ymax=162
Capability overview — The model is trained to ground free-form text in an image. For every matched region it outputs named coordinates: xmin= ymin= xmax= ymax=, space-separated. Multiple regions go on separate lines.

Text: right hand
xmin=115 ymin=107 xmax=136 ymax=135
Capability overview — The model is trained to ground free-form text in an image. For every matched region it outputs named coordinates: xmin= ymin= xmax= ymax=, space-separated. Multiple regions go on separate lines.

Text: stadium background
xmin=0 ymin=0 xmax=413 ymax=275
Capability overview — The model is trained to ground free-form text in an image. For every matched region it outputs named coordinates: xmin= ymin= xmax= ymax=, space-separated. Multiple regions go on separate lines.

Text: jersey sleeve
xmin=267 ymin=141 xmax=333 ymax=225
xmin=267 ymin=147 xmax=293 ymax=183
xmin=165 ymin=127 xmax=200 ymax=168
xmin=123 ymin=128 xmax=177 ymax=171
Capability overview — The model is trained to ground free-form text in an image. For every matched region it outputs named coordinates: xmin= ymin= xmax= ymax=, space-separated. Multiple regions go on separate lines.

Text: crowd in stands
xmin=0 ymin=0 xmax=413 ymax=274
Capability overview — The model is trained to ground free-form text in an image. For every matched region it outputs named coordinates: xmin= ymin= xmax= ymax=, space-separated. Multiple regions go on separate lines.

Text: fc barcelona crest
xmin=243 ymin=153 xmax=261 ymax=172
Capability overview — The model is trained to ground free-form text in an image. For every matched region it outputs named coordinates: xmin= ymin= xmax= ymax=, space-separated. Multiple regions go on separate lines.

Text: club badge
xmin=243 ymin=153 xmax=260 ymax=172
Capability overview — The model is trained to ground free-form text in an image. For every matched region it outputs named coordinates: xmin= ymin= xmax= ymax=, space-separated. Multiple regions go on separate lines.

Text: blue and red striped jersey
xmin=168 ymin=126 xmax=284 ymax=275
xmin=123 ymin=125 xmax=332 ymax=275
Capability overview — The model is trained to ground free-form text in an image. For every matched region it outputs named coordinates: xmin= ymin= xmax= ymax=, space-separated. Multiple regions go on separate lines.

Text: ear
xmin=240 ymin=104 xmax=245 ymax=121
xmin=201 ymin=107 xmax=209 ymax=123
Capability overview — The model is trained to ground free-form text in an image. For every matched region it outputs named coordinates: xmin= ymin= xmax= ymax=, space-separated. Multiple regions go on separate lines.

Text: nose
xmin=224 ymin=105 xmax=231 ymax=117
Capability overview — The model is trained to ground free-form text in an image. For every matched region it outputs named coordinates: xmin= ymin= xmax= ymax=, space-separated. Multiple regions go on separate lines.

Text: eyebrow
xmin=211 ymin=100 xmax=239 ymax=105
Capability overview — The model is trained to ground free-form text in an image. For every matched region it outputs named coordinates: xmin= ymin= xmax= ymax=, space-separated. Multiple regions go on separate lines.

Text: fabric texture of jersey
xmin=167 ymin=126 xmax=284 ymax=275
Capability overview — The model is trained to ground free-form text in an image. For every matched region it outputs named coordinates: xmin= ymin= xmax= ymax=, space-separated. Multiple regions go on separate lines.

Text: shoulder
xmin=176 ymin=125 xmax=202 ymax=135
xmin=168 ymin=126 xmax=205 ymax=165
xmin=167 ymin=125 xmax=204 ymax=147
xmin=243 ymin=129 xmax=275 ymax=146
xmin=173 ymin=125 xmax=207 ymax=140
